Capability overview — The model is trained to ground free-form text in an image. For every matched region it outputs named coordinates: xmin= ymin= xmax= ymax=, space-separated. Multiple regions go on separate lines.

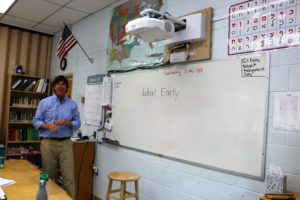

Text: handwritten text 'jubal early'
xmin=141 ymin=88 xmax=179 ymax=101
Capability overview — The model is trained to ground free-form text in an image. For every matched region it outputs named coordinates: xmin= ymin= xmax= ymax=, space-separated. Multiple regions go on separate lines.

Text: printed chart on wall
xmin=228 ymin=0 xmax=300 ymax=55
xmin=110 ymin=54 xmax=269 ymax=179
xmin=84 ymin=75 xmax=104 ymax=126
xmin=273 ymin=92 xmax=300 ymax=131
xmin=107 ymin=0 xmax=167 ymax=71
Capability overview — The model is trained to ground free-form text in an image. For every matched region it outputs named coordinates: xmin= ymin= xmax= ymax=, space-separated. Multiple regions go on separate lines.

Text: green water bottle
xmin=36 ymin=172 xmax=49 ymax=200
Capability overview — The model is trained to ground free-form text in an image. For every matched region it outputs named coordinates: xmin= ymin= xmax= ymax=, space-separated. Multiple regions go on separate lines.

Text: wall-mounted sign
xmin=228 ymin=0 xmax=300 ymax=55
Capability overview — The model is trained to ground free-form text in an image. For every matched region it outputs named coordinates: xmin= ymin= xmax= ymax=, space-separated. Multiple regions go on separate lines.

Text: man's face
xmin=53 ymin=80 xmax=67 ymax=98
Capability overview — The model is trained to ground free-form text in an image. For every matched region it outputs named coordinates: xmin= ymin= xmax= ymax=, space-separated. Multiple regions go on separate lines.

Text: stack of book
xmin=10 ymin=96 xmax=40 ymax=107
xmin=7 ymin=146 xmax=40 ymax=155
xmin=9 ymin=111 xmax=35 ymax=123
xmin=8 ymin=128 xmax=39 ymax=141
xmin=11 ymin=78 xmax=48 ymax=93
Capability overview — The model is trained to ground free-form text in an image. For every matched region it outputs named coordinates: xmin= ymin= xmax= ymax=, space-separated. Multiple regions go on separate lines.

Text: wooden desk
xmin=260 ymin=193 xmax=300 ymax=200
xmin=0 ymin=160 xmax=71 ymax=200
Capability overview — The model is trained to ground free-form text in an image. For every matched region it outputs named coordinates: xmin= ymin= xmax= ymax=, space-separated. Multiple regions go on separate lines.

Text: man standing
xmin=33 ymin=75 xmax=80 ymax=199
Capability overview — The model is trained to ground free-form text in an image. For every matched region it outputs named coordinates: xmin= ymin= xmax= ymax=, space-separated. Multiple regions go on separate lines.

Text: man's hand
xmin=54 ymin=119 xmax=73 ymax=128
xmin=47 ymin=124 xmax=57 ymax=132
xmin=54 ymin=119 xmax=65 ymax=126
xmin=41 ymin=123 xmax=57 ymax=132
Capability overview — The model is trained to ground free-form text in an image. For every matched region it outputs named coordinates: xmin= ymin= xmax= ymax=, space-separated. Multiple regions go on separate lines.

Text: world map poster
xmin=107 ymin=0 xmax=167 ymax=71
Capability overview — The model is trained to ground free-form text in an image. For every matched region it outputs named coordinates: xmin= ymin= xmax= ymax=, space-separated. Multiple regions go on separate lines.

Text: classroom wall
xmin=50 ymin=0 xmax=300 ymax=199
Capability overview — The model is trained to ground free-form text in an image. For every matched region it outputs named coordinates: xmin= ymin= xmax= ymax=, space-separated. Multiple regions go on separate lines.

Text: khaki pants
xmin=41 ymin=139 xmax=75 ymax=199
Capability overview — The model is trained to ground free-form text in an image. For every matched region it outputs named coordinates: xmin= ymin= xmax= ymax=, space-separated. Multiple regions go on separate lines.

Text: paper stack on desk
xmin=0 ymin=187 xmax=6 ymax=200
xmin=0 ymin=178 xmax=15 ymax=187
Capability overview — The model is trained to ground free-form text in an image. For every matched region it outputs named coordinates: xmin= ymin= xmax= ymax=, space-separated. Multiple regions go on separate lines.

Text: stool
xmin=106 ymin=172 xmax=140 ymax=200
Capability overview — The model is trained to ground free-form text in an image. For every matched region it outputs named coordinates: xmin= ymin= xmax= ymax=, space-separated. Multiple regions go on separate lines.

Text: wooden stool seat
xmin=108 ymin=172 xmax=140 ymax=181
xmin=106 ymin=172 xmax=140 ymax=200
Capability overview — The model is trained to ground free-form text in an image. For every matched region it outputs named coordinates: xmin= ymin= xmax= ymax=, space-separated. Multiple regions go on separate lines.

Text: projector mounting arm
xmin=140 ymin=8 xmax=186 ymax=32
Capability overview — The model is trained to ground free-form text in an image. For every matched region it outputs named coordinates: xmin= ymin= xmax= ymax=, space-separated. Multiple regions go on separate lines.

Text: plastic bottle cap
xmin=40 ymin=172 xmax=49 ymax=181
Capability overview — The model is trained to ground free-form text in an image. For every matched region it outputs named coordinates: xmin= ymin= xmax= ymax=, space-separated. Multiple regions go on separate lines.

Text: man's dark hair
xmin=52 ymin=75 xmax=68 ymax=88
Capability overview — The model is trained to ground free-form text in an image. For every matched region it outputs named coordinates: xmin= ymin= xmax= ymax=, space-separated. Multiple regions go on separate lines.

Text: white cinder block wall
xmin=50 ymin=0 xmax=300 ymax=199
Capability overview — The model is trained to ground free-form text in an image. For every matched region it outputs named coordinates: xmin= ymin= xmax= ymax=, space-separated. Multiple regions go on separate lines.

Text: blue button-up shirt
xmin=33 ymin=95 xmax=81 ymax=138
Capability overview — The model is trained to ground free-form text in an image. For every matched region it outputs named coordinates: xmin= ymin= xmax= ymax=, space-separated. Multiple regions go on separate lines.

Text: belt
xmin=41 ymin=137 xmax=70 ymax=141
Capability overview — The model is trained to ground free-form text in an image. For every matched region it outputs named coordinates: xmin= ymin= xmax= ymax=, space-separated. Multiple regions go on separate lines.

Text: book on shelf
xmin=19 ymin=79 xmax=33 ymax=90
xmin=33 ymin=79 xmax=41 ymax=92
xmin=15 ymin=79 xmax=28 ymax=90
xmin=9 ymin=111 xmax=34 ymax=123
xmin=11 ymin=79 xmax=22 ymax=90
xmin=35 ymin=79 xmax=48 ymax=93
xmin=9 ymin=128 xmax=39 ymax=141
xmin=7 ymin=146 xmax=41 ymax=155
xmin=11 ymin=77 xmax=48 ymax=93
xmin=12 ymin=78 xmax=27 ymax=90
xmin=11 ymin=96 xmax=40 ymax=107
xmin=36 ymin=79 xmax=44 ymax=92
xmin=24 ymin=80 xmax=37 ymax=91
xmin=41 ymin=79 xmax=48 ymax=93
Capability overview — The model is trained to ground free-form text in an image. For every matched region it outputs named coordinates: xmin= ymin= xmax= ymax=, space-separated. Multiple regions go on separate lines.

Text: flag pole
xmin=63 ymin=22 xmax=94 ymax=63
xmin=76 ymin=40 xmax=94 ymax=63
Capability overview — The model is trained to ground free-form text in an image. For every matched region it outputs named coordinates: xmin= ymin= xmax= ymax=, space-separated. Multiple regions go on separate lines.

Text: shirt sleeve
xmin=71 ymin=103 xmax=81 ymax=130
xmin=32 ymin=100 xmax=45 ymax=130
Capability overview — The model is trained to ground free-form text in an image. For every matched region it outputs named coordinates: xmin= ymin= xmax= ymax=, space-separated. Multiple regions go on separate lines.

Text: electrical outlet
xmin=93 ymin=166 xmax=98 ymax=176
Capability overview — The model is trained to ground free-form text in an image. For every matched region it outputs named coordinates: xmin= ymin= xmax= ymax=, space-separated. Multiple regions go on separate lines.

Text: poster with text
xmin=228 ymin=0 xmax=300 ymax=55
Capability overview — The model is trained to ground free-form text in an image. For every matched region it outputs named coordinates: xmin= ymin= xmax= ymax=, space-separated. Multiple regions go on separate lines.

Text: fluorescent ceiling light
xmin=0 ymin=0 xmax=15 ymax=13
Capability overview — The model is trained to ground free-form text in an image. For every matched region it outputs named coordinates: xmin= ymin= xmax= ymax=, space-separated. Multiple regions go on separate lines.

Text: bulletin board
xmin=110 ymin=54 xmax=269 ymax=179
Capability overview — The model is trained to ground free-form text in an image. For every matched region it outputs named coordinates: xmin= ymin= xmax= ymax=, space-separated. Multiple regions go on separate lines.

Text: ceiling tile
xmin=67 ymin=0 xmax=117 ymax=14
xmin=1 ymin=15 xmax=37 ymax=29
xmin=0 ymin=0 xmax=118 ymax=34
xmin=43 ymin=7 xmax=88 ymax=27
xmin=34 ymin=23 xmax=60 ymax=34
xmin=44 ymin=0 xmax=71 ymax=6
xmin=8 ymin=0 xmax=61 ymax=22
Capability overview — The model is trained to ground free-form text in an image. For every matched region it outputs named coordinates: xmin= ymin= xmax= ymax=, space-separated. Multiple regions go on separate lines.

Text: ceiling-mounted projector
xmin=126 ymin=17 xmax=175 ymax=42
xmin=125 ymin=9 xmax=206 ymax=45
xmin=125 ymin=8 xmax=186 ymax=43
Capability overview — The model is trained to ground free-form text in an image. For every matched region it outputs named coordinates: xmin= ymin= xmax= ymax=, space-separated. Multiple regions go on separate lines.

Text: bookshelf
xmin=6 ymin=74 xmax=50 ymax=166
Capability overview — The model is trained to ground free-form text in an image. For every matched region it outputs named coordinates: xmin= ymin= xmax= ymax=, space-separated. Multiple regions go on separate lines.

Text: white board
xmin=110 ymin=54 xmax=269 ymax=178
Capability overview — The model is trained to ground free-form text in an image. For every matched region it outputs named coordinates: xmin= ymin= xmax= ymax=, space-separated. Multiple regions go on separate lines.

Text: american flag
xmin=56 ymin=25 xmax=77 ymax=60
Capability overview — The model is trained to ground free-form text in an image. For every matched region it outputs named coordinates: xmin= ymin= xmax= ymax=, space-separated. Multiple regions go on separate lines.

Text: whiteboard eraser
xmin=105 ymin=123 xmax=113 ymax=131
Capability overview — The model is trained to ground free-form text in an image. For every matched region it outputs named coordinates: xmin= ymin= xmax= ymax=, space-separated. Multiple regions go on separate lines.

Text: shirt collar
xmin=53 ymin=94 xmax=67 ymax=103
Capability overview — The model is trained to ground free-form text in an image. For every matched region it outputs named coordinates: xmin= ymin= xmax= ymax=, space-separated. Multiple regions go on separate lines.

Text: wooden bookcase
xmin=6 ymin=74 xmax=50 ymax=166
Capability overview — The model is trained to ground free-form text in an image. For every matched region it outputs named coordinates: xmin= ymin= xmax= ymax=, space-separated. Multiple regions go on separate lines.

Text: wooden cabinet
xmin=73 ymin=141 xmax=95 ymax=200
xmin=6 ymin=74 xmax=50 ymax=166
